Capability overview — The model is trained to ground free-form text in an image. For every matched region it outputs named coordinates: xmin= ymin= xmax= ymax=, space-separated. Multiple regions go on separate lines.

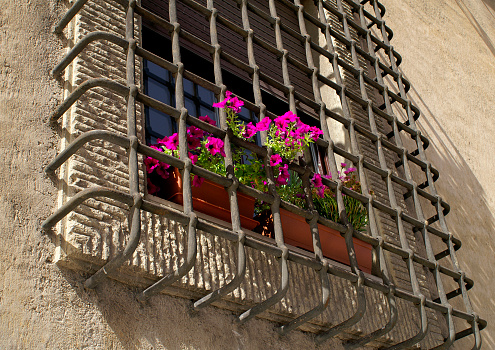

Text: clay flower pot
xmin=159 ymin=168 xmax=258 ymax=230
xmin=256 ymin=209 xmax=373 ymax=274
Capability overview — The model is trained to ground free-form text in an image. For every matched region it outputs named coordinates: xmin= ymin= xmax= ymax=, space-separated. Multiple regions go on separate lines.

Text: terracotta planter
xmin=158 ymin=168 xmax=258 ymax=230
xmin=256 ymin=209 xmax=372 ymax=274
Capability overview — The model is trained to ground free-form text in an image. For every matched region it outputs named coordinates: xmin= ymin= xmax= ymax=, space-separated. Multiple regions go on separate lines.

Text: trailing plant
xmin=145 ymin=90 xmax=368 ymax=231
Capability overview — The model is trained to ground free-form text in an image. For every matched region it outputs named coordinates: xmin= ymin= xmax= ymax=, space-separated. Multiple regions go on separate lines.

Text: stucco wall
xmin=0 ymin=0 xmax=492 ymax=348
xmin=379 ymin=0 xmax=495 ymax=348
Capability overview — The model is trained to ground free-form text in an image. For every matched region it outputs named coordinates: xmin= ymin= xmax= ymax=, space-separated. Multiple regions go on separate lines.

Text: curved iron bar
xmin=54 ymin=0 xmax=90 ymax=34
xmin=52 ymin=31 xmax=129 ymax=76
xmin=315 ymin=265 xmax=367 ymax=344
xmin=50 ymin=78 xmax=129 ymax=124
xmin=41 ymin=187 xmax=133 ymax=231
xmin=45 ymin=130 xmax=130 ymax=174
xmin=278 ymin=264 xmax=331 ymax=335
xmin=238 ymin=148 xmax=290 ymax=324
xmin=193 ymin=177 xmax=247 ymax=309
xmin=383 ymin=296 xmax=428 ymax=350
xmin=85 ymin=192 xmax=142 ymax=288
xmin=193 ymin=230 xmax=246 ymax=309
xmin=41 ymin=185 xmax=143 ymax=289
xmin=137 ymin=211 xmax=198 ymax=301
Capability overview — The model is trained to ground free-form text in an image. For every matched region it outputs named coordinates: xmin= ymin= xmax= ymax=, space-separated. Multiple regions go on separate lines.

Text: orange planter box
xmin=160 ymin=168 xmax=258 ymax=230
xmin=259 ymin=208 xmax=372 ymax=274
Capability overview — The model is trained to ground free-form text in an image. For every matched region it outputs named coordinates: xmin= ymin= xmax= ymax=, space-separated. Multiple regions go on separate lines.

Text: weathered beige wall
xmin=1 ymin=0 xmax=492 ymax=348
xmin=380 ymin=0 xmax=495 ymax=348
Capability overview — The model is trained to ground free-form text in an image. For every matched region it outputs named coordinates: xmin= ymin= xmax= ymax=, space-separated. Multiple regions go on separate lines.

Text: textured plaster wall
xmin=380 ymin=0 xmax=495 ymax=348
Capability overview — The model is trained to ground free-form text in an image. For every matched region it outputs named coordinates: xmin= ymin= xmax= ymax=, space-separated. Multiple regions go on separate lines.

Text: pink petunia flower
xmin=199 ymin=115 xmax=217 ymax=126
xmin=242 ymin=122 xmax=257 ymax=139
xmin=188 ymin=152 xmax=198 ymax=165
xmin=270 ymin=154 xmax=282 ymax=166
xmin=159 ymin=133 xmax=179 ymax=151
xmin=276 ymin=163 xmax=290 ymax=185
xmin=188 ymin=125 xmax=204 ymax=138
xmin=212 ymin=91 xmax=244 ymax=113
xmin=205 ymin=137 xmax=226 ymax=157
xmin=311 ymin=173 xmax=324 ymax=188
xmin=256 ymin=117 xmax=271 ymax=131
xmin=212 ymin=91 xmax=232 ymax=109
xmin=147 ymin=178 xmax=160 ymax=195
xmin=187 ymin=134 xmax=201 ymax=150
xmin=192 ymin=175 xmax=204 ymax=187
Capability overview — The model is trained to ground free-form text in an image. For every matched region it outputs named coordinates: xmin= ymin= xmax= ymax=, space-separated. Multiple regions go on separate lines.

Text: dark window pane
xmin=148 ymin=108 xmax=174 ymax=138
xmin=199 ymin=106 xmax=215 ymax=120
xmin=185 ymin=98 xmax=196 ymax=117
xmin=147 ymin=61 xmax=169 ymax=81
xmin=147 ymin=78 xmax=171 ymax=105
xmin=198 ymin=85 xmax=214 ymax=105
xmin=183 ymin=79 xmax=194 ymax=94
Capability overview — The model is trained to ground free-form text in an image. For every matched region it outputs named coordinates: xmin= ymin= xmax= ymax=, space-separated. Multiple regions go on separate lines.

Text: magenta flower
xmin=274 ymin=111 xmax=298 ymax=130
xmin=144 ymin=156 xmax=159 ymax=173
xmin=188 ymin=125 xmax=204 ymax=138
xmin=212 ymin=91 xmax=244 ymax=113
xmin=344 ymin=167 xmax=357 ymax=175
xmin=155 ymin=163 xmax=170 ymax=179
xmin=309 ymin=126 xmax=323 ymax=141
xmin=205 ymin=137 xmax=226 ymax=157
xmin=212 ymin=91 xmax=232 ymax=109
xmin=340 ymin=163 xmax=347 ymax=168
xmin=256 ymin=117 xmax=271 ymax=131
xmin=188 ymin=153 xmax=198 ymax=165
xmin=192 ymin=175 xmax=204 ymax=187
xmin=243 ymin=122 xmax=257 ymax=139
xmin=311 ymin=173 xmax=324 ymax=188
xmin=187 ymin=134 xmax=201 ymax=150
xmin=270 ymin=154 xmax=282 ymax=166
xmin=158 ymin=133 xmax=179 ymax=151
xmin=199 ymin=115 xmax=216 ymax=126
xmin=147 ymin=178 xmax=160 ymax=195
xmin=229 ymin=96 xmax=244 ymax=113
xmin=276 ymin=164 xmax=290 ymax=185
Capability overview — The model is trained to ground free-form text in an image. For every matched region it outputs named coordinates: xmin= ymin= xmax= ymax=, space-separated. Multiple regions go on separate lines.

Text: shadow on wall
xmin=456 ymin=0 xmax=495 ymax=58
xmin=60 ymin=275 xmax=334 ymax=350
xmin=394 ymin=73 xmax=495 ymax=349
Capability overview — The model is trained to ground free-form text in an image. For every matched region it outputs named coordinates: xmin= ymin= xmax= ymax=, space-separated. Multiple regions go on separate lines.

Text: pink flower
xmin=276 ymin=164 xmax=290 ymax=185
xmin=188 ymin=152 xmax=198 ymax=165
xmin=243 ymin=122 xmax=257 ymax=139
xmin=147 ymin=178 xmax=160 ymax=195
xmin=155 ymin=162 xmax=170 ymax=179
xmin=205 ymin=137 xmax=226 ymax=157
xmin=341 ymin=163 xmax=347 ymax=168
xmin=212 ymin=91 xmax=232 ymax=109
xmin=269 ymin=154 xmax=282 ymax=166
xmin=187 ymin=134 xmax=201 ymax=150
xmin=229 ymin=96 xmax=244 ymax=113
xmin=212 ymin=91 xmax=244 ymax=113
xmin=144 ymin=156 xmax=159 ymax=173
xmin=158 ymin=133 xmax=179 ymax=151
xmin=309 ymin=126 xmax=323 ymax=141
xmin=192 ymin=175 xmax=204 ymax=187
xmin=256 ymin=117 xmax=271 ymax=131
xmin=274 ymin=111 xmax=299 ymax=130
xmin=188 ymin=125 xmax=204 ymax=138
xmin=199 ymin=115 xmax=216 ymax=126
xmin=311 ymin=173 xmax=324 ymax=188
xmin=344 ymin=167 xmax=357 ymax=175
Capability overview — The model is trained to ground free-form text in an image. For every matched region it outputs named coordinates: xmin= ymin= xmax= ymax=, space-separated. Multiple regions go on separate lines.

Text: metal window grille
xmin=44 ymin=0 xmax=486 ymax=348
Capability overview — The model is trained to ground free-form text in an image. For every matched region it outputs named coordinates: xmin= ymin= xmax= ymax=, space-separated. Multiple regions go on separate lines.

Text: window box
xmin=256 ymin=208 xmax=373 ymax=274
xmin=158 ymin=167 xmax=258 ymax=230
